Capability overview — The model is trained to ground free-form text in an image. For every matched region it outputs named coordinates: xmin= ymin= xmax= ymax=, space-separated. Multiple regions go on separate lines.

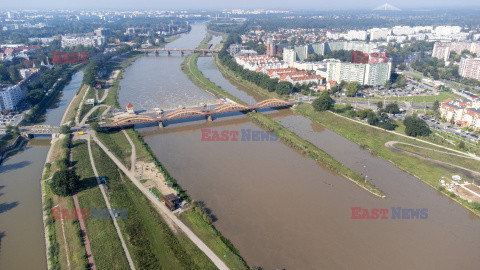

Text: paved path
xmin=87 ymin=136 xmax=136 ymax=270
xmin=75 ymin=86 xmax=91 ymax=124
xmin=80 ymin=105 xmax=111 ymax=126
xmin=328 ymin=111 xmax=480 ymax=160
xmin=90 ymin=132 xmax=229 ymax=270
xmin=385 ymin=141 xmax=480 ymax=179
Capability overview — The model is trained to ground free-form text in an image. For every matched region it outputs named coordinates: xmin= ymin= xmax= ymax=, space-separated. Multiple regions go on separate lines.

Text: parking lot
xmin=420 ymin=115 xmax=479 ymax=143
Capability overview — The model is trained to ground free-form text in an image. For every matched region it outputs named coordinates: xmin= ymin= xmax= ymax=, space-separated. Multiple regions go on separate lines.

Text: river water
xmin=122 ymin=23 xmax=480 ymax=269
xmin=118 ymin=23 xmax=217 ymax=111
xmin=0 ymin=71 xmax=84 ymax=270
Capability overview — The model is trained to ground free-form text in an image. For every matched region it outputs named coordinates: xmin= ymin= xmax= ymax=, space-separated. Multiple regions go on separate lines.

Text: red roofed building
xmin=126 ymin=103 xmax=134 ymax=114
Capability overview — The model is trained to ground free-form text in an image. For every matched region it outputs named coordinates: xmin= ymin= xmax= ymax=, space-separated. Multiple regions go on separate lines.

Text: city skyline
xmin=2 ymin=1 xmax=480 ymax=10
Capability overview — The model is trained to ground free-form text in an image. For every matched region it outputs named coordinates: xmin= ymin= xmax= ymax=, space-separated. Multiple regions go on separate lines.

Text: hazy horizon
xmin=2 ymin=1 xmax=480 ymax=11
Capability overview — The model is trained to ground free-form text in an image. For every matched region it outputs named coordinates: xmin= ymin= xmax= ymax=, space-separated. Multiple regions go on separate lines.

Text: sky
xmin=2 ymin=0 xmax=480 ymax=10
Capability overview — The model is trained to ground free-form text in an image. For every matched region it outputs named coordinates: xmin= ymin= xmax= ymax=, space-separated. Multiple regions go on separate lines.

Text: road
xmin=89 ymin=131 xmax=230 ymax=270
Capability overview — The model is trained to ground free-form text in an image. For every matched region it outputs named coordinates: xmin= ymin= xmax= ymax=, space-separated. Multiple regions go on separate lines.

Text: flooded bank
xmin=0 ymin=71 xmax=84 ymax=270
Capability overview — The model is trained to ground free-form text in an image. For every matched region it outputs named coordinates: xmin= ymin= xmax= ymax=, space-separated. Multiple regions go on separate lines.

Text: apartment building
xmin=459 ymin=55 xmax=480 ymax=81
xmin=0 ymin=85 xmax=25 ymax=111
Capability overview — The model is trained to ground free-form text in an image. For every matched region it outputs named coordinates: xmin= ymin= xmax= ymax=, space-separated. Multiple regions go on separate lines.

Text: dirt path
xmin=385 ymin=141 xmax=480 ymax=180
xmin=87 ymin=136 xmax=136 ymax=270
xmin=70 ymin=137 xmax=96 ymax=270
xmin=90 ymin=131 xmax=229 ymax=270
xmin=59 ymin=204 xmax=71 ymax=270
xmin=122 ymin=130 xmax=136 ymax=172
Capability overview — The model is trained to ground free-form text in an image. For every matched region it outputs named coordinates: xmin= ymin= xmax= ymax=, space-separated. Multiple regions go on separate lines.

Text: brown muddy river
xmin=120 ymin=23 xmax=480 ymax=269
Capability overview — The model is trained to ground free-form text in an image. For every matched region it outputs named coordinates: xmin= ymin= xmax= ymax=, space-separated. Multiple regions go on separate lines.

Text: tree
xmin=367 ymin=111 xmax=379 ymax=126
xmin=275 ymin=81 xmax=293 ymax=96
xmin=50 ymin=169 xmax=80 ymax=196
xmin=60 ymin=125 xmax=71 ymax=134
xmin=404 ymin=115 xmax=431 ymax=137
xmin=376 ymin=101 xmax=384 ymax=111
xmin=395 ymin=75 xmax=407 ymax=89
xmin=346 ymin=82 xmax=359 ymax=97
xmin=384 ymin=81 xmax=391 ymax=90
xmin=26 ymin=88 xmax=44 ymax=105
xmin=312 ymin=92 xmax=333 ymax=111
xmin=385 ymin=102 xmax=401 ymax=114
xmin=433 ymin=100 xmax=440 ymax=111
xmin=90 ymin=121 xmax=100 ymax=132
xmin=357 ymin=109 xmax=372 ymax=119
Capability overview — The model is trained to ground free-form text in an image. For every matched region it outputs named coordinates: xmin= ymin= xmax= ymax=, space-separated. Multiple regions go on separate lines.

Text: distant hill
xmin=373 ymin=3 xmax=401 ymax=11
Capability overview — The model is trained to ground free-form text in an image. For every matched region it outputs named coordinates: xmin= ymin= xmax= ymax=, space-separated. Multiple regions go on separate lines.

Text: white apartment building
xmin=369 ymin=28 xmax=390 ymax=41
xmin=0 ymin=85 xmax=25 ymax=111
xmin=61 ymin=35 xmax=104 ymax=48
xmin=345 ymin=30 xmax=368 ymax=41
xmin=326 ymin=60 xmax=391 ymax=86
xmin=387 ymin=35 xmax=408 ymax=43
xmin=459 ymin=55 xmax=480 ymax=81
xmin=434 ymin=26 xmax=462 ymax=36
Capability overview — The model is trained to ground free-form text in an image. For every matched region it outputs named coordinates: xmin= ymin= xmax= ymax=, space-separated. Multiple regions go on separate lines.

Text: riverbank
xmin=181 ymin=35 xmax=385 ymax=198
xmin=296 ymin=103 xmax=480 ymax=216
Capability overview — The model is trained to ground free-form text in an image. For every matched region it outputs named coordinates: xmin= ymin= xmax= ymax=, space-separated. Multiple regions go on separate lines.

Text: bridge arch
xmin=256 ymin=99 xmax=290 ymax=108
xmin=164 ymin=108 xmax=204 ymax=119
xmin=213 ymin=103 xmax=249 ymax=113
xmin=111 ymin=115 xmax=155 ymax=125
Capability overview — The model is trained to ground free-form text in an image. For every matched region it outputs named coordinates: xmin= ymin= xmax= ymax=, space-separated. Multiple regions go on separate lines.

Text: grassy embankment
xmin=62 ymin=84 xmax=89 ymax=124
xmin=41 ymin=134 xmax=89 ymax=270
xmin=394 ymin=143 xmax=480 ymax=173
xmin=180 ymin=35 xmax=385 ymax=197
xmin=90 ymin=139 xmax=219 ymax=269
xmin=296 ymin=103 xmax=480 ymax=215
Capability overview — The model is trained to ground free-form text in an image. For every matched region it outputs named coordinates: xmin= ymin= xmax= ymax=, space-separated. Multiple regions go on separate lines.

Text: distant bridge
xmin=101 ymin=99 xmax=293 ymax=129
xmin=19 ymin=125 xmax=61 ymax=135
xmin=136 ymin=48 xmax=220 ymax=56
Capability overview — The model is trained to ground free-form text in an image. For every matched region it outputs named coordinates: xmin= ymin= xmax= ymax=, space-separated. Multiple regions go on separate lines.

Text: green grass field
xmin=89 ymin=140 xmax=218 ymax=269
xmin=72 ymin=139 xmax=131 ymax=270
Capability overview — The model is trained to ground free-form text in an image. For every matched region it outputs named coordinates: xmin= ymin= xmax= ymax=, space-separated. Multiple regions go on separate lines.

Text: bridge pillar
xmin=167 ymin=51 xmax=171 ymax=56
xmin=252 ymin=109 xmax=257 ymax=113
xmin=202 ymin=50 xmax=206 ymax=56
xmin=181 ymin=51 xmax=184 ymax=56
xmin=155 ymin=50 xmax=159 ymax=55
xmin=158 ymin=122 xmax=164 ymax=128
xmin=206 ymin=115 xmax=213 ymax=122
